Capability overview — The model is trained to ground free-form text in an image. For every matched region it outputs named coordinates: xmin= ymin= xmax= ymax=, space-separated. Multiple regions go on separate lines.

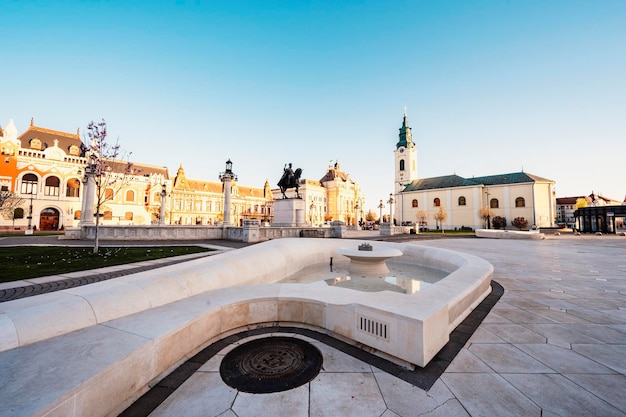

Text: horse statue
xmin=277 ymin=164 xmax=303 ymax=199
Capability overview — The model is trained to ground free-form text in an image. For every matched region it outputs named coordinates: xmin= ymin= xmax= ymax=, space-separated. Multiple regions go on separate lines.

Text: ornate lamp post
xmin=388 ymin=193 xmax=394 ymax=225
xmin=378 ymin=199 xmax=384 ymax=225
xmin=26 ymin=186 xmax=35 ymax=233
xmin=486 ymin=190 xmax=491 ymax=229
xmin=218 ymin=159 xmax=237 ymax=227
xmin=159 ymin=184 xmax=167 ymax=225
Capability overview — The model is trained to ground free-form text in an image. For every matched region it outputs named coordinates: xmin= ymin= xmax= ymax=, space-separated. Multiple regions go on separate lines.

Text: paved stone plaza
xmin=1 ymin=234 xmax=625 ymax=416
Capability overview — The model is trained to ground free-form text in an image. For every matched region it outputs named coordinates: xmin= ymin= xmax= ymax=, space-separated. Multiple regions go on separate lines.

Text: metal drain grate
xmin=220 ymin=337 xmax=323 ymax=393
xmin=358 ymin=315 xmax=389 ymax=340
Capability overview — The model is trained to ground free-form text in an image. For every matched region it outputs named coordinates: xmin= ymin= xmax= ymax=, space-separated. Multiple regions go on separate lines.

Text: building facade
xmin=394 ymin=113 xmax=556 ymax=230
xmin=0 ymin=119 xmax=171 ymax=232
xmin=0 ymin=119 xmax=274 ymax=231
xmin=169 ymin=164 xmax=273 ymax=226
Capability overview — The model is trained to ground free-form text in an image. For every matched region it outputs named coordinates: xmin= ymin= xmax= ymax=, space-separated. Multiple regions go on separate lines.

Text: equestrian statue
xmin=277 ymin=163 xmax=302 ymax=199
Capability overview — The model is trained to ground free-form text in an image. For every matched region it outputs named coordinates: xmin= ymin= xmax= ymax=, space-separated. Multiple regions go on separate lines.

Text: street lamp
xmin=354 ymin=202 xmax=359 ymax=228
xmin=387 ymin=193 xmax=394 ymax=225
xmin=159 ymin=184 xmax=167 ymax=225
xmin=378 ymin=199 xmax=384 ymax=225
xmin=219 ymin=159 xmax=237 ymax=227
xmin=486 ymin=190 xmax=491 ymax=229
xmin=26 ymin=186 xmax=35 ymax=234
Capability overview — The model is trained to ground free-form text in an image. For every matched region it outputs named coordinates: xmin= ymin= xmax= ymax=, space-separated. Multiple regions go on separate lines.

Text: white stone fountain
xmin=334 ymin=242 xmax=403 ymax=275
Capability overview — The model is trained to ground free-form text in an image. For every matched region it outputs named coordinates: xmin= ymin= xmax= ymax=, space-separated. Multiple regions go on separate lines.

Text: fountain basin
xmin=0 ymin=238 xmax=493 ymax=417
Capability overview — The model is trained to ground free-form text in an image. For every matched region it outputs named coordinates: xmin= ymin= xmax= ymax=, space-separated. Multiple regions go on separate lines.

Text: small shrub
xmin=492 ymin=216 xmax=507 ymax=229
xmin=512 ymin=216 xmax=529 ymax=230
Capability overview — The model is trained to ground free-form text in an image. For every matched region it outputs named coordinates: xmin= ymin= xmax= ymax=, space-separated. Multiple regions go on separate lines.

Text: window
xmin=458 ymin=196 xmax=466 ymax=206
xmin=412 ymin=199 xmax=418 ymax=208
xmin=153 ymin=192 xmax=160 ymax=202
xmin=30 ymin=138 xmax=42 ymax=150
xmin=74 ymin=210 xmax=81 ymax=220
xmin=490 ymin=198 xmax=499 ymax=209
xmin=434 ymin=198 xmax=441 ymax=207
xmin=515 ymin=197 xmax=525 ymax=207
xmin=66 ymin=178 xmax=80 ymax=197
xmin=105 ymin=188 xmax=114 ymax=200
xmin=103 ymin=211 xmax=113 ymax=220
xmin=44 ymin=176 xmax=60 ymax=196
xmin=21 ymin=173 xmax=38 ymax=194
xmin=399 ymin=159 xmax=405 ymax=171
xmin=68 ymin=145 xmax=81 ymax=156
xmin=13 ymin=207 xmax=24 ymax=219
xmin=125 ymin=212 xmax=133 ymax=220
xmin=125 ymin=190 xmax=135 ymax=202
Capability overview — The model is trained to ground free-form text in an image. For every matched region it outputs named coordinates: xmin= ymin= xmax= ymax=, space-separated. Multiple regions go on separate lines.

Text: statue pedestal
xmin=273 ymin=199 xmax=306 ymax=227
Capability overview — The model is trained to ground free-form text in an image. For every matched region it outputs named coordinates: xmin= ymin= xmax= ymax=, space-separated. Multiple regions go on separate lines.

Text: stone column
xmin=223 ymin=179 xmax=232 ymax=226
xmin=80 ymin=168 xmax=96 ymax=226
xmin=219 ymin=160 xmax=237 ymax=227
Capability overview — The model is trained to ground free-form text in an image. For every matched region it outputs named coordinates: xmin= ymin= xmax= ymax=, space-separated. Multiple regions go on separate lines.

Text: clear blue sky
xmin=2 ymin=0 xmax=625 ymax=211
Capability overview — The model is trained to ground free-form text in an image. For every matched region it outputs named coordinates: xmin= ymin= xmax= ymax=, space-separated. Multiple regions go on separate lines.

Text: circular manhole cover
xmin=220 ymin=336 xmax=323 ymax=393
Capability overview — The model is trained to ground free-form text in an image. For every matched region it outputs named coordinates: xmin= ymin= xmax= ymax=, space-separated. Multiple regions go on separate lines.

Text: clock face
xmin=399 ymin=147 xmax=405 ymax=153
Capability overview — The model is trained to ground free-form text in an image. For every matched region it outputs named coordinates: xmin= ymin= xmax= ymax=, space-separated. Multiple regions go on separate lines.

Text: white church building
xmin=393 ymin=112 xmax=556 ymax=230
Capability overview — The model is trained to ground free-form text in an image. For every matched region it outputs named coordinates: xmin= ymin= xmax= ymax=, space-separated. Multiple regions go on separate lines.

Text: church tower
xmin=394 ymin=109 xmax=418 ymax=196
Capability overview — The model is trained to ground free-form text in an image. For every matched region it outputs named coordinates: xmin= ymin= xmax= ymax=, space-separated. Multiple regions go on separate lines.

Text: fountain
xmin=0 ymin=238 xmax=494 ymax=417
xmin=334 ymin=242 xmax=402 ymax=275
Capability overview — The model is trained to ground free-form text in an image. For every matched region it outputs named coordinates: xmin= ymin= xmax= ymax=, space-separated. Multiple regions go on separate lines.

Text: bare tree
xmin=478 ymin=207 xmax=493 ymax=229
xmin=84 ymin=120 xmax=133 ymax=253
xmin=433 ymin=207 xmax=448 ymax=233
xmin=416 ymin=210 xmax=428 ymax=230
xmin=0 ymin=187 xmax=24 ymax=220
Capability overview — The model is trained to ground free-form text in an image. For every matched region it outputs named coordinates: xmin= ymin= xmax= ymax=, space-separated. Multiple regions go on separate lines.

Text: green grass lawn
xmin=1 ymin=246 xmax=212 ymax=282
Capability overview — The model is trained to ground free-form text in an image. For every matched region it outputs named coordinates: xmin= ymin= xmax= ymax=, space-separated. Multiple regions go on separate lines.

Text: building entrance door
xmin=39 ymin=208 xmax=60 ymax=231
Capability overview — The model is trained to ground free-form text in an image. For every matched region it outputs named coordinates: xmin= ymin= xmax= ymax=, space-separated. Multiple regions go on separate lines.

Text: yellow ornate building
xmin=169 ymin=165 xmax=273 ymax=226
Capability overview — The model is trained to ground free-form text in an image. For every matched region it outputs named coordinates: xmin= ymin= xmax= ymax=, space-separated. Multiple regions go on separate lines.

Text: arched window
xmin=44 ymin=176 xmax=60 ymax=196
xmin=412 ymin=199 xmax=418 ymax=208
xmin=66 ymin=178 xmax=80 ymax=197
xmin=434 ymin=198 xmax=441 ymax=207
xmin=458 ymin=196 xmax=466 ymax=206
xmin=399 ymin=159 xmax=405 ymax=171
xmin=74 ymin=210 xmax=81 ymax=220
xmin=490 ymin=198 xmax=499 ymax=209
xmin=13 ymin=207 xmax=24 ymax=219
xmin=105 ymin=188 xmax=114 ymax=200
xmin=21 ymin=173 xmax=38 ymax=194
xmin=515 ymin=197 xmax=525 ymax=207
xmin=125 ymin=190 xmax=135 ymax=202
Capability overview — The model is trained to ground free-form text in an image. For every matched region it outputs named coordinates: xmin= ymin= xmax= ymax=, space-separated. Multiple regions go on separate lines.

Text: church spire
xmin=396 ymin=107 xmax=414 ymax=149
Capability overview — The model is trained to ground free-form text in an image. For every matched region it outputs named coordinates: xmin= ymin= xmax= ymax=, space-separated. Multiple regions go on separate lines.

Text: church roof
xmin=471 ymin=172 xmax=554 ymax=186
xmin=404 ymin=175 xmax=479 ymax=191
xmin=403 ymin=172 xmax=554 ymax=192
